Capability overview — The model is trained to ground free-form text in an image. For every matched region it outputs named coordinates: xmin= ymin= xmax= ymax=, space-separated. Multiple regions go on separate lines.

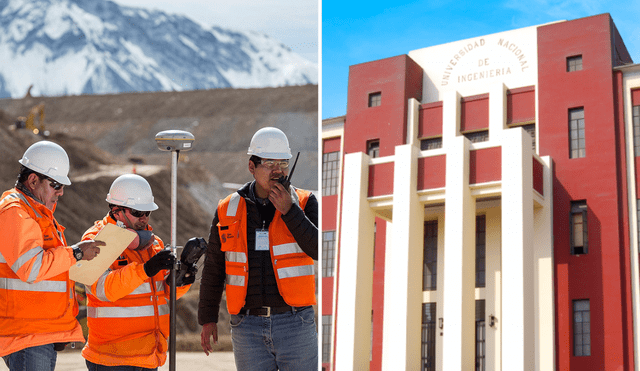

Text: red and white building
xmin=321 ymin=13 xmax=640 ymax=371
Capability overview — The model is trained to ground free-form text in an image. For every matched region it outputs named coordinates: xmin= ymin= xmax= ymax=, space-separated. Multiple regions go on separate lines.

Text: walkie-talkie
xmin=278 ymin=152 xmax=300 ymax=189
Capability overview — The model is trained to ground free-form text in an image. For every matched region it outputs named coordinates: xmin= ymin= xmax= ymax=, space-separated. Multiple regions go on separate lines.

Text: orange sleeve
xmin=0 ymin=206 xmax=75 ymax=283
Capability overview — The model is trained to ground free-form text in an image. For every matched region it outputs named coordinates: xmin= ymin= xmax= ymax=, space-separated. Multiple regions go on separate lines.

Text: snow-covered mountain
xmin=0 ymin=0 xmax=318 ymax=98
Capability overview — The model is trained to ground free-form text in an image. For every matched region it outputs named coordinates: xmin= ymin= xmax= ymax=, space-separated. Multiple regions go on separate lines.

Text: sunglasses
xmin=46 ymin=178 xmax=64 ymax=191
xmin=260 ymin=159 xmax=289 ymax=170
xmin=128 ymin=208 xmax=152 ymax=218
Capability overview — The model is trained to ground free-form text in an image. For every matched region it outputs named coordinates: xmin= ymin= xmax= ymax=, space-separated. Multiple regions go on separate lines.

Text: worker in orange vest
xmin=81 ymin=174 xmax=194 ymax=370
xmin=0 ymin=141 xmax=104 ymax=371
xmin=199 ymin=127 xmax=318 ymax=370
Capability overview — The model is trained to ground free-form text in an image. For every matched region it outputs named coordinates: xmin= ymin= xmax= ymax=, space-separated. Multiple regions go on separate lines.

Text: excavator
xmin=11 ymin=102 xmax=49 ymax=137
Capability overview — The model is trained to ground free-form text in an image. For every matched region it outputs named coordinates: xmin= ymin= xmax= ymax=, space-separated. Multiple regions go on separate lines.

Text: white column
xmin=485 ymin=207 xmax=502 ymax=371
xmin=501 ymin=128 xmax=535 ymax=370
xmin=489 ymin=83 xmax=507 ymax=137
xmin=335 ymin=152 xmax=376 ymax=371
xmin=381 ymin=144 xmax=423 ymax=370
xmin=534 ymin=156 xmax=555 ymax=370
xmin=442 ymin=136 xmax=476 ymax=371
xmin=442 ymin=90 xmax=461 ymax=147
xmin=407 ymin=98 xmax=420 ymax=146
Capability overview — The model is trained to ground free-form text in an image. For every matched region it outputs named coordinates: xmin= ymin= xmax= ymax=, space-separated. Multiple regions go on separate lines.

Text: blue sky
xmin=322 ymin=1 xmax=640 ymax=119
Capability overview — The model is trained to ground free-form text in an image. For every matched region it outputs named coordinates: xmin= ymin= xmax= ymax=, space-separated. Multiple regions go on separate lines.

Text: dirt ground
xmin=0 ymin=351 xmax=237 ymax=371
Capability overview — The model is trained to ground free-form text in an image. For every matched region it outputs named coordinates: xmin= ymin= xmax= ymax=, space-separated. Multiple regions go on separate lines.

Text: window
xmin=322 ymin=151 xmax=340 ymax=196
xmin=322 ymin=231 xmax=336 ymax=277
xmin=573 ymin=299 xmax=591 ymax=356
xmin=421 ymin=303 xmax=436 ymax=371
xmin=322 ymin=315 xmax=332 ymax=363
xmin=476 ymin=215 xmax=486 ymax=288
xmin=421 ymin=137 xmax=443 ymax=150
xmin=634 ymin=106 xmax=640 ymax=156
xmin=368 ymin=92 xmax=381 ymax=107
xmin=423 ymin=221 xmax=438 ymax=291
xmin=569 ymin=108 xmax=586 ymax=158
xmin=367 ymin=140 xmax=380 ymax=158
xmin=464 ymin=130 xmax=489 ymax=143
xmin=476 ymin=300 xmax=486 ymax=371
xmin=567 ymin=55 xmax=583 ymax=72
xmin=571 ymin=201 xmax=588 ymax=255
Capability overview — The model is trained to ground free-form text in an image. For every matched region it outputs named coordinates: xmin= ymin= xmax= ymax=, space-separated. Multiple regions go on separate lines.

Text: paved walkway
xmin=0 ymin=351 xmax=236 ymax=371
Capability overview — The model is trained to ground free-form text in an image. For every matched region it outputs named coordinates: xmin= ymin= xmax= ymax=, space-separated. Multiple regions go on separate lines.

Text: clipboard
xmin=69 ymin=223 xmax=136 ymax=286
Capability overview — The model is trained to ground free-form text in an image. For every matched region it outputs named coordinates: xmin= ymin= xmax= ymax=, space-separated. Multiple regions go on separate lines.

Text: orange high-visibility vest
xmin=0 ymin=188 xmax=84 ymax=357
xmin=80 ymin=215 xmax=190 ymax=368
xmin=217 ymin=188 xmax=316 ymax=314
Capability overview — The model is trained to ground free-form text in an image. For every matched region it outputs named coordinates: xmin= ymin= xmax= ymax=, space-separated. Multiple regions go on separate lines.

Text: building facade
xmin=321 ymin=13 xmax=640 ymax=371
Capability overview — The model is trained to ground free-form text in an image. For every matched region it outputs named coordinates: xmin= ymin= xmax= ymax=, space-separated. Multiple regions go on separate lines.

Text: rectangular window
xmin=421 ymin=303 xmax=436 ymax=371
xmin=420 ymin=137 xmax=443 ymax=150
xmin=476 ymin=215 xmax=486 ymax=288
xmin=322 ymin=315 xmax=332 ymax=363
xmin=322 ymin=151 xmax=340 ymax=196
xmin=573 ymin=299 xmax=591 ymax=356
xmin=322 ymin=231 xmax=336 ymax=277
xmin=634 ymin=106 xmax=640 ymax=156
xmin=464 ymin=130 xmax=489 ymax=143
xmin=567 ymin=55 xmax=583 ymax=72
xmin=569 ymin=108 xmax=586 ymax=158
xmin=476 ymin=300 xmax=486 ymax=371
xmin=571 ymin=201 xmax=588 ymax=255
xmin=368 ymin=92 xmax=381 ymax=107
xmin=367 ymin=139 xmax=380 ymax=158
xmin=423 ymin=220 xmax=438 ymax=291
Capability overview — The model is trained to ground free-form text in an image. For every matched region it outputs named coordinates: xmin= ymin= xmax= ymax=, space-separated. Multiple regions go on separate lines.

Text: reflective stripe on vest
xmin=92 ymin=273 xmax=165 ymax=302
xmin=227 ymin=193 xmax=241 ymax=217
xmin=1 ymin=192 xmax=42 ymax=219
xmin=0 ymin=277 xmax=67 ymax=292
xmin=87 ymin=303 xmax=170 ymax=318
xmin=226 ymin=274 xmax=245 ymax=286
xmin=225 ymin=251 xmax=247 ymax=263
xmin=272 ymin=242 xmax=303 ymax=256
xmin=277 ymin=265 xmax=314 ymax=279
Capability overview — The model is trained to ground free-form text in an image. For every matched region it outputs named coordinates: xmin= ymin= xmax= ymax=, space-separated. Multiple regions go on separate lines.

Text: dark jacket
xmin=198 ymin=181 xmax=318 ymax=324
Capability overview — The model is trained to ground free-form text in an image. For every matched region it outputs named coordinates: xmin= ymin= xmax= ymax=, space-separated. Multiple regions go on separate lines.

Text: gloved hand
xmin=167 ymin=263 xmax=197 ymax=286
xmin=144 ymin=249 xmax=175 ymax=278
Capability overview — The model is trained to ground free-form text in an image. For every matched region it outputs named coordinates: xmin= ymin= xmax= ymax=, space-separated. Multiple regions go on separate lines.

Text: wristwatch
xmin=72 ymin=246 xmax=83 ymax=262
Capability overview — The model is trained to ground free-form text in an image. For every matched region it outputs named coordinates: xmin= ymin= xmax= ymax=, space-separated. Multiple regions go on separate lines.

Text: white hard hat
xmin=106 ymin=174 xmax=158 ymax=211
xmin=247 ymin=127 xmax=292 ymax=159
xmin=19 ymin=141 xmax=71 ymax=185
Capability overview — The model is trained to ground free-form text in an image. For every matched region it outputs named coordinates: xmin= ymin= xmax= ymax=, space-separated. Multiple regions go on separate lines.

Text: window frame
xmin=569 ymin=107 xmax=586 ymax=159
xmin=322 ymin=231 xmax=336 ymax=277
xmin=573 ymin=299 xmax=591 ymax=357
xmin=368 ymin=92 xmax=381 ymax=107
xmin=567 ymin=55 xmax=583 ymax=72
xmin=570 ymin=201 xmax=588 ymax=255
xmin=367 ymin=139 xmax=380 ymax=158
xmin=322 ymin=151 xmax=340 ymax=196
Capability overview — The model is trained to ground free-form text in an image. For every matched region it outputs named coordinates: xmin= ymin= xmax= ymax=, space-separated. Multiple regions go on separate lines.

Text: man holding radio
xmin=199 ymin=127 xmax=318 ymax=370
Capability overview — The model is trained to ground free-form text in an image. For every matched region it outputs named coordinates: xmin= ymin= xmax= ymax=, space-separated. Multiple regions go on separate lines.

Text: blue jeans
xmin=2 ymin=344 xmax=57 ymax=371
xmin=86 ymin=360 xmax=157 ymax=371
xmin=230 ymin=306 xmax=318 ymax=371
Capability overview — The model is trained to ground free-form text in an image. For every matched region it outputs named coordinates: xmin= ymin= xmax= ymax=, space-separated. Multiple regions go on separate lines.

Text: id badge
xmin=255 ymin=230 xmax=270 ymax=251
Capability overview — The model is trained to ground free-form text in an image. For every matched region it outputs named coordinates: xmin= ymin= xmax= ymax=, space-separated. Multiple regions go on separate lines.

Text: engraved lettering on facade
xmin=441 ymin=38 xmax=486 ymax=86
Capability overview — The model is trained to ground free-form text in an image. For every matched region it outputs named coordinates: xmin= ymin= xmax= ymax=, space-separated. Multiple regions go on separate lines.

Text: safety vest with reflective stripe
xmin=80 ymin=215 xmax=190 ymax=369
xmin=217 ymin=188 xmax=316 ymax=314
xmin=0 ymin=188 xmax=83 ymax=357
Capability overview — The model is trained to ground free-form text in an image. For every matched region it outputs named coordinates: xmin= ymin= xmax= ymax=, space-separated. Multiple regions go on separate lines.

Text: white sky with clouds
xmin=110 ymin=0 xmax=319 ymax=64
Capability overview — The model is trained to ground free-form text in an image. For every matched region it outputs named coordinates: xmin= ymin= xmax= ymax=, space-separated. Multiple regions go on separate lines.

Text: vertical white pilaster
xmin=489 ymin=83 xmax=507 ymax=138
xmin=501 ymin=128 xmax=535 ymax=370
xmin=534 ymin=156 xmax=555 ymax=371
xmin=335 ymin=152 xmax=376 ymax=371
xmin=407 ymin=98 xmax=420 ymax=147
xmin=442 ymin=136 xmax=476 ymax=371
xmin=381 ymin=144 xmax=423 ymax=370
xmin=442 ymin=90 xmax=461 ymax=148
xmin=485 ymin=207 xmax=502 ymax=371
